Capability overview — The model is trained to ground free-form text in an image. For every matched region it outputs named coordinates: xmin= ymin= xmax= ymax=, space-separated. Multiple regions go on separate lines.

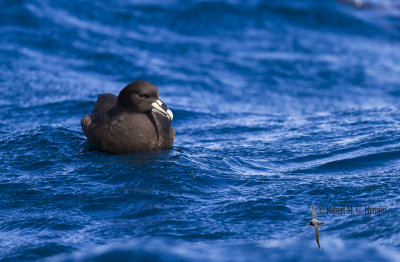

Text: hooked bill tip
xmin=151 ymin=101 xmax=173 ymax=121
xmin=167 ymin=109 xmax=173 ymax=120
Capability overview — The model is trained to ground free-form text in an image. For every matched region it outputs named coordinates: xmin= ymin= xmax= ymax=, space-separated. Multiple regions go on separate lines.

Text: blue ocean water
xmin=1 ymin=0 xmax=400 ymax=261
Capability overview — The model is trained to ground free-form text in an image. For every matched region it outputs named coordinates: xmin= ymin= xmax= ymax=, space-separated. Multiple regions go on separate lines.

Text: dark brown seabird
xmin=81 ymin=80 xmax=175 ymax=154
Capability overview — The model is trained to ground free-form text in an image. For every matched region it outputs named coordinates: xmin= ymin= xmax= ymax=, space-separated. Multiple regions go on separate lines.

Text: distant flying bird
xmin=309 ymin=202 xmax=325 ymax=249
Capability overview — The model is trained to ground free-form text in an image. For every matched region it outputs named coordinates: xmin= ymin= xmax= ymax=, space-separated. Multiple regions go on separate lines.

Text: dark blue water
xmin=1 ymin=0 xmax=400 ymax=261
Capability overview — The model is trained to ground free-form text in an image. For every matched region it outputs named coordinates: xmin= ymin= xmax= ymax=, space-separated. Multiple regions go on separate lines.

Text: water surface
xmin=1 ymin=0 xmax=400 ymax=261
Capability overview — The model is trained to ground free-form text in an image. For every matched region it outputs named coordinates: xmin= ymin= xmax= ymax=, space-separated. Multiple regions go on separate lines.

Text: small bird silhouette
xmin=309 ymin=201 xmax=325 ymax=249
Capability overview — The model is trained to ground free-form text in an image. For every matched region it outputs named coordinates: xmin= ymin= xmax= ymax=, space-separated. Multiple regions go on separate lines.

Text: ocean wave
xmin=45 ymin=237 xmax=400 ymax=262
xmin=1 ymin=0 xmax=400 ymax=261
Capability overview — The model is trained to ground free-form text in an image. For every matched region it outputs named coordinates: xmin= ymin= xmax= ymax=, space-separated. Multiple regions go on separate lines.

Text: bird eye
xmin=137 ymin=93 xmax=150 ymax=99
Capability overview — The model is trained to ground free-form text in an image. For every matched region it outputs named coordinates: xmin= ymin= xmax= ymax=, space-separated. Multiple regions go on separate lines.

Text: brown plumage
xmin=81 ymin=80 xmax=175 ymax=154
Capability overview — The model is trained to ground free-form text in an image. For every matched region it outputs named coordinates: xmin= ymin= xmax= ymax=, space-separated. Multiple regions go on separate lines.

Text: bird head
xmin=117 ymin=80 xmax=173 ymax=120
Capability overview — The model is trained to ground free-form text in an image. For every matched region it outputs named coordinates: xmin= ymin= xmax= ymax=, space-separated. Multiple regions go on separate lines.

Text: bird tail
xmin=81 ymin=114 xmax=92 ymax=134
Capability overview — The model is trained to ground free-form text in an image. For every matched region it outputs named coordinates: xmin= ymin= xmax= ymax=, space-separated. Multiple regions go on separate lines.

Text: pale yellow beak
xmin=151 ymin=100 xmax=173 ymax=121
